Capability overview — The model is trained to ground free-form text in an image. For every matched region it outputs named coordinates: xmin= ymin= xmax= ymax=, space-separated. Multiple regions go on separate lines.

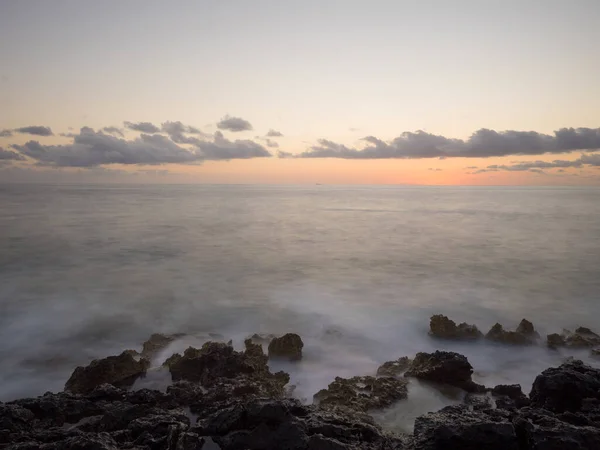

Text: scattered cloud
xmin=276 ymin=150 xmax=294 ymax=159
xmin=10 ymin=127 xmax=271 ymax=167
xmin=123 ymin=121 xmax=160 ymax=133
xmin=266 ymin=129 xmax=283 ymax=137
xmin=14 ymin=126 xmax=53 ymax=136
xmin=472 ymin=153 xmax=600 ymax=173
xmin=264 ymin=138 xmax=279 ymax=148
xmin=102 ymin=126 xmax=124 ymax=137
xmin=198 ymin=131 xmax=271 ymax=160
xmin=0 ymin=129 xmax=12 ymax=137
xmin=349 ymin=127 xmax=360 ymax=132
xmin=529 ymin=169 xmax=546 ymax=174
xmin=297 ymin=127 xmax=600 ymax=159
xmin=465 ymin=166 xmax=478 ymax=169
xmin=217 ymin=115 xmax=253 ymax=132
xmin=0 ymin=147 xmax=25 ymax=160
xmin=428 ymin=168 xmax=443 ymax=171
xmin=161 ymin=121 xmax=207 ymax=144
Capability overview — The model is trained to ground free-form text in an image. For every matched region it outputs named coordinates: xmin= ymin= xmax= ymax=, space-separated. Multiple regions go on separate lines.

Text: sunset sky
xmin=1 ymin=0 xmax=599 ymax=185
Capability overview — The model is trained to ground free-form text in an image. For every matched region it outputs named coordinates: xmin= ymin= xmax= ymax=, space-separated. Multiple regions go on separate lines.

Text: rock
xmin=515 ymin=319 xmax=540 ymax=338
xmin=248 ymin=333 xmax=276 ymax=344
xmin=485 ymin=323 xmax=536 ymax=345
xmin=514 ymin=407 xmax=600 ymax=449
xmin=141 ymin=333 xmax=183 ymax=360
xmin=64 ymin=351 xmax=150 ymax=395
xmin=196 ymin=398 xmax=402 ymax=450
xmin=376 ymin=357 xmax=412 ymax=377
xmin=529 ymin=359 xmax=600 ymax=413
xmin=547 ymin=333 xmax=566 ymax=348
xmin=464 ymin=393 xmax=494 ymax=411
xmin=268 ymin=333 xmax=304 ymax=361
xmin=592 ymin=348 xmax=600 ymax=358
xmin=429 ymin=315 xmax=483 ymax=340
xmin=491 ymin=384 xmax=530 ymax=409
xmin=404 ymin=351 xmax=485 ymax=393
xmin=413 ymin=404 xmax=519 ymax=450
xmin=313 ymin=375 xmax=408 ymax=412
xmin=546 ymin=328 xmax=600 ymax=348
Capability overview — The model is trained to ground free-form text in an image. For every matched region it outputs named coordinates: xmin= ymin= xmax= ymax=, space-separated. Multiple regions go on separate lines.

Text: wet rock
xmin=313 ymin=375 xmax=408 ymax=412
xmin=0 ymin=404 xmax=35 ymax=433
xmin=141 ymin=333 xmax=184 ymax=360
xmin=248 ymin=333 xmax=276 ymax=344
xmin=529 ymin=359 xmax=600 ymax=413
xmin=546 ymin=327 xmax=600 ymax=348
xmin=413 ymin=404 xmax=518 ymax=450
xmin=485 ymin=321 xmax=538 ymax=345
xmin=64 ymin=351 xmax=150 ymax=395
xmin=268 ymin=333 xmax=304 ymax=361
xmin=515 ymin=319 xmax=540 ymax=338
xmin=429 ymin=315 xmax=483 ymax=340
xmin=491 ymin=384 xmax=530 ymax=409
xmin=405 ymin=351 xmax=485 ymax=393
xmin=464 ymin=393 xmax=494 ymax=411
xmin=196 ymin=398 xmax=401 ymax=450
xmin=376 ymin=357 xmax=412 ymax=378
xmin=592 ymin=348 xmax=600 ymax=357
xmin=547 ymin=333 xmax=566 ymax=348
xmin=514 ymin=407 xmax=600 ymax=449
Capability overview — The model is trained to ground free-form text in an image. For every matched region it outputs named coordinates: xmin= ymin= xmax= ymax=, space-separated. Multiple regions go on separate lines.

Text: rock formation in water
xmin=3 ymin=331 xmax=600 ymax=449
xmin=267 ymin=333 xmax=304 ymax=361
xmin=376 ymin=357 xmax=412 ymax=378
xmin=547 ymin=326 xmax=600 ymax=348
xmin=485 ymin=319 xmax=540 ymax=345
xmin=428 ymin=315 xmax=483 ymax=340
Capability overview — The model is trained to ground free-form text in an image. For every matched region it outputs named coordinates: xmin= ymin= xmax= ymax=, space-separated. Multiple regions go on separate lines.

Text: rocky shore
xmin=2 ymin=322 xmax=600 ymax=449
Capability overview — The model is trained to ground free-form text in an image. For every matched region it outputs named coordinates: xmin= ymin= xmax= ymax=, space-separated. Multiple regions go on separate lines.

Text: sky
xmin=1 ymin=0 xmax=599 ymax=185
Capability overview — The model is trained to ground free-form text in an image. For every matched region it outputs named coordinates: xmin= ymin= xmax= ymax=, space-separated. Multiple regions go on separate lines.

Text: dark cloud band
xmin=217 ymin=115 xmax=253 ymax=132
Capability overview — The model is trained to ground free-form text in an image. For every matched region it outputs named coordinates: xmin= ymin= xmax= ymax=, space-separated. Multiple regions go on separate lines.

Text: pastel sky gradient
xmin=1 ymin=0 xmax=599 ymax=184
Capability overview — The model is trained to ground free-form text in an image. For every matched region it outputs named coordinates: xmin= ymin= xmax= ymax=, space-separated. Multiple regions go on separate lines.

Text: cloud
xmin=217 ymin=115 xmax=253 ymax=132
xmin=266 ymin=129 xmax=283 ymax=137
xmin=197 ymin=131 xmax=271 ymax=160
xmin=473 ymin=153 xmax=600 ymax=173
xmin=465 ymin=166 xmax=478 ymax=169
xmin=276 ymin=150 xmax=294 ymax=158
xmin=0 ymin=147 xmax=25 ymax=160
xmin=14 ymin=126 xmax=53 ymax=136
xmin=428 ymin=168 xmax=443 ymax=171
xmin=0 ymin=129 xmax=13 ymax=137
xmin=264 ymin=138 xmax=279 ymax=148
xmin=10 ymin=127 xmax=271 ymax=167
xmin=296 ymin=127 xmax=600 ymax=159
xmin=161 ymin=121 xmax=207 ymax=144
xmin=529 ymin=169 xmax=546 ymax=174
xmin=102 ymin=126 xmax=124 ymax=137
xmin=123 ymin=121 xmax=160 ymax=133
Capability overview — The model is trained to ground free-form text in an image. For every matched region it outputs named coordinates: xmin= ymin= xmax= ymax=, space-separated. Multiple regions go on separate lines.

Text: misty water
xmin=1 ymin=183 xmax=599 ymax=432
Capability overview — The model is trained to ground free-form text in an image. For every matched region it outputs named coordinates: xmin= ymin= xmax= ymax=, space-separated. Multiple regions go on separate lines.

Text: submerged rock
xmin=64 ymin=351 xmax=150 ymax=395
xmin=268 ymin=333 xmax=304 ymax=361
xmin=429 ymin=315 xmax=483 ymax=340
xmin=529 ymin=359 xmax=600 ymax=413
xmin=376 ymin=356 xmax=412 ymax=378
xmin=405 ymin=351 xmax=485 ymax=393
xmin=485 ymin=320 xmax=539 ymax=345
xmin=313 ymin=375 xmax=408 ymax=412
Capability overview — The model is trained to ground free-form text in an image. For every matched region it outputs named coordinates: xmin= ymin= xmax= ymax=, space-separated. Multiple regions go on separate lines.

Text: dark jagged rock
xmin=592 ymin=348 xmax=600 ymax=357
xmin=64 ymin=351 xmax=150 ymax=395
xmin=313 ymin=375 xmax=408 ymax=412
xmin=464 ymin=393 xmax=494 ymax=411
xmin=413 ymin=404 xmax=519 ymax=450
xmin=405 ymin=351 xmax=485 ymax=393
xmin=529 ymin=359 xmax=600 ymax=413
xmin=547 ymin=333 xmax=566 ymax=348
xmin=196 ymin=397 xmax=404 ymax=450
xmin=514 ymin=407 xmax=600 ymax=449
xmin=376 ymin=357 xmax=412 ymax=378
xmin=429 ymin=315 xmax=483 ymax=340
xmin=268 ymin=333 xmax=304 ymax=361
xmin=491 ymin=384 xmax=530 ymax=409
xmin=248 ymin=333 xmax=276 ymax=344
xmin=546 ymin=327 xmax=600 ymax=348
xmin=485 ymin=321 xmax=538 ymax=345
xmin=141 ymin=333 xmax=184 ymax=360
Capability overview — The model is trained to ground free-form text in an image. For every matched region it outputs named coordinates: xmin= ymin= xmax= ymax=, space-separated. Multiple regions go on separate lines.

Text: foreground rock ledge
xmin=3 ymin=337 xmax=600 ymax=449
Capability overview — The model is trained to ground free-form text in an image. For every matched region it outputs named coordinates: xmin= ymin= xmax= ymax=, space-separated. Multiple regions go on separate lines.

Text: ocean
xmin=1 ymin=183 xmax=599 ymax=431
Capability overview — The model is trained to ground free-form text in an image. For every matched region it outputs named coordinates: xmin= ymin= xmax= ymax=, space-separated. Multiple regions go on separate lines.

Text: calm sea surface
xmin=1 ymin=183 xmax=599 ymax=430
